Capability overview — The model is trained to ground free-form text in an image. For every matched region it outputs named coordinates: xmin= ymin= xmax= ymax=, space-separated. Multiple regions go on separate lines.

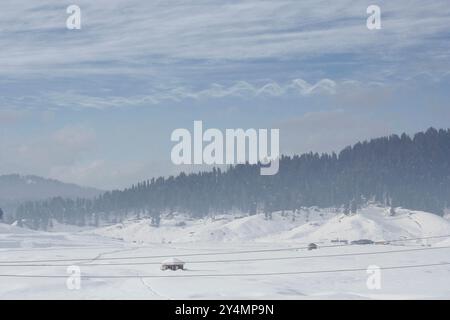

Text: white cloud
xmin=0 ymin=0 xmax=448 ymax=80
xmin=52 ymin=124 xmax=96 ymax=150
xmin=184 ymin=78 xmax=337 ymax=99
xmin=1 ymin=78 xmax=337 ymax=110
xmin=0 ymin=123 xmax=96 ymax=177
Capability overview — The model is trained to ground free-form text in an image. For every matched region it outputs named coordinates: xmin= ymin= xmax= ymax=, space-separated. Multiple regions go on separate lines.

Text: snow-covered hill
xmin=0 ymin=174 xmax=102 ymax=202
xmin=89 ymin=205 xmax=450 ymax=245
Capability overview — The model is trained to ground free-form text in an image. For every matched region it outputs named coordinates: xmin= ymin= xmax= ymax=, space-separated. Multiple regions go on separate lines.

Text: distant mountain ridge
xmin=0 ymin=174 xmax=102 ymax=202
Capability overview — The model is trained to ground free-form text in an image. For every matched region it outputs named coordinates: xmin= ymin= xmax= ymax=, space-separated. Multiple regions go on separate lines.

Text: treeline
xmin=15 ymin=128 xmax=450 ymax=229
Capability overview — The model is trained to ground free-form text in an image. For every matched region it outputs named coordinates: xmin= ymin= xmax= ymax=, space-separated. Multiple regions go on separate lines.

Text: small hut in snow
xmin=161 ymin=257 xmax=185 ymax=271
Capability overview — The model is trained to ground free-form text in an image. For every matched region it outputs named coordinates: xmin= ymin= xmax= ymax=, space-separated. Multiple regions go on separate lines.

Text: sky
xmin=1 ymin=0 xmax=450 ymax=190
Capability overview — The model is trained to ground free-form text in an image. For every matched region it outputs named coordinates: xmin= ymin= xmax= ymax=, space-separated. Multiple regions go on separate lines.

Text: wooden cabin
xmin=161 ymin=258 xmax=185 ymax=271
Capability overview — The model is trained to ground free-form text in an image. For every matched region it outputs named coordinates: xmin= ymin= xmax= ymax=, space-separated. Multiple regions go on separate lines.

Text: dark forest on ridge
xmin=14 ymin=127 xmax=450 ymax=230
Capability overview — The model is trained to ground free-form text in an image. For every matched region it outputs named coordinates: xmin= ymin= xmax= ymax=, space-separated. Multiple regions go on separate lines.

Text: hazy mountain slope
xmin=0 ymin=174 xmax=102 ymax=203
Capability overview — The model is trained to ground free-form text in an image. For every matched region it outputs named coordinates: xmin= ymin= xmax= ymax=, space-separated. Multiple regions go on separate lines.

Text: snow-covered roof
xmin=161 ymin=257 xmax=185 ymax=265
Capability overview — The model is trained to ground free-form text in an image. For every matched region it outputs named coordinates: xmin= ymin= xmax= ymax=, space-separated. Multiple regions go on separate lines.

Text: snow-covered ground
xmin=1 ymin=205 xmax=450 ymax=299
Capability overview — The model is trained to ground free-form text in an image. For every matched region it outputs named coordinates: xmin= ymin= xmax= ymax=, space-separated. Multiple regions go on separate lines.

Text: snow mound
xmin=276 ymin=206 xmax=450 ymax=243
xmin=0 ymin=222 xmax=35 ymax=234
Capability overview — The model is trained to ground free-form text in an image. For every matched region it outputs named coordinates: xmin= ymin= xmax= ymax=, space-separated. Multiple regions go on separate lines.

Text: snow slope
xmin=90 ymin=205 xmax=450 ymax=245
